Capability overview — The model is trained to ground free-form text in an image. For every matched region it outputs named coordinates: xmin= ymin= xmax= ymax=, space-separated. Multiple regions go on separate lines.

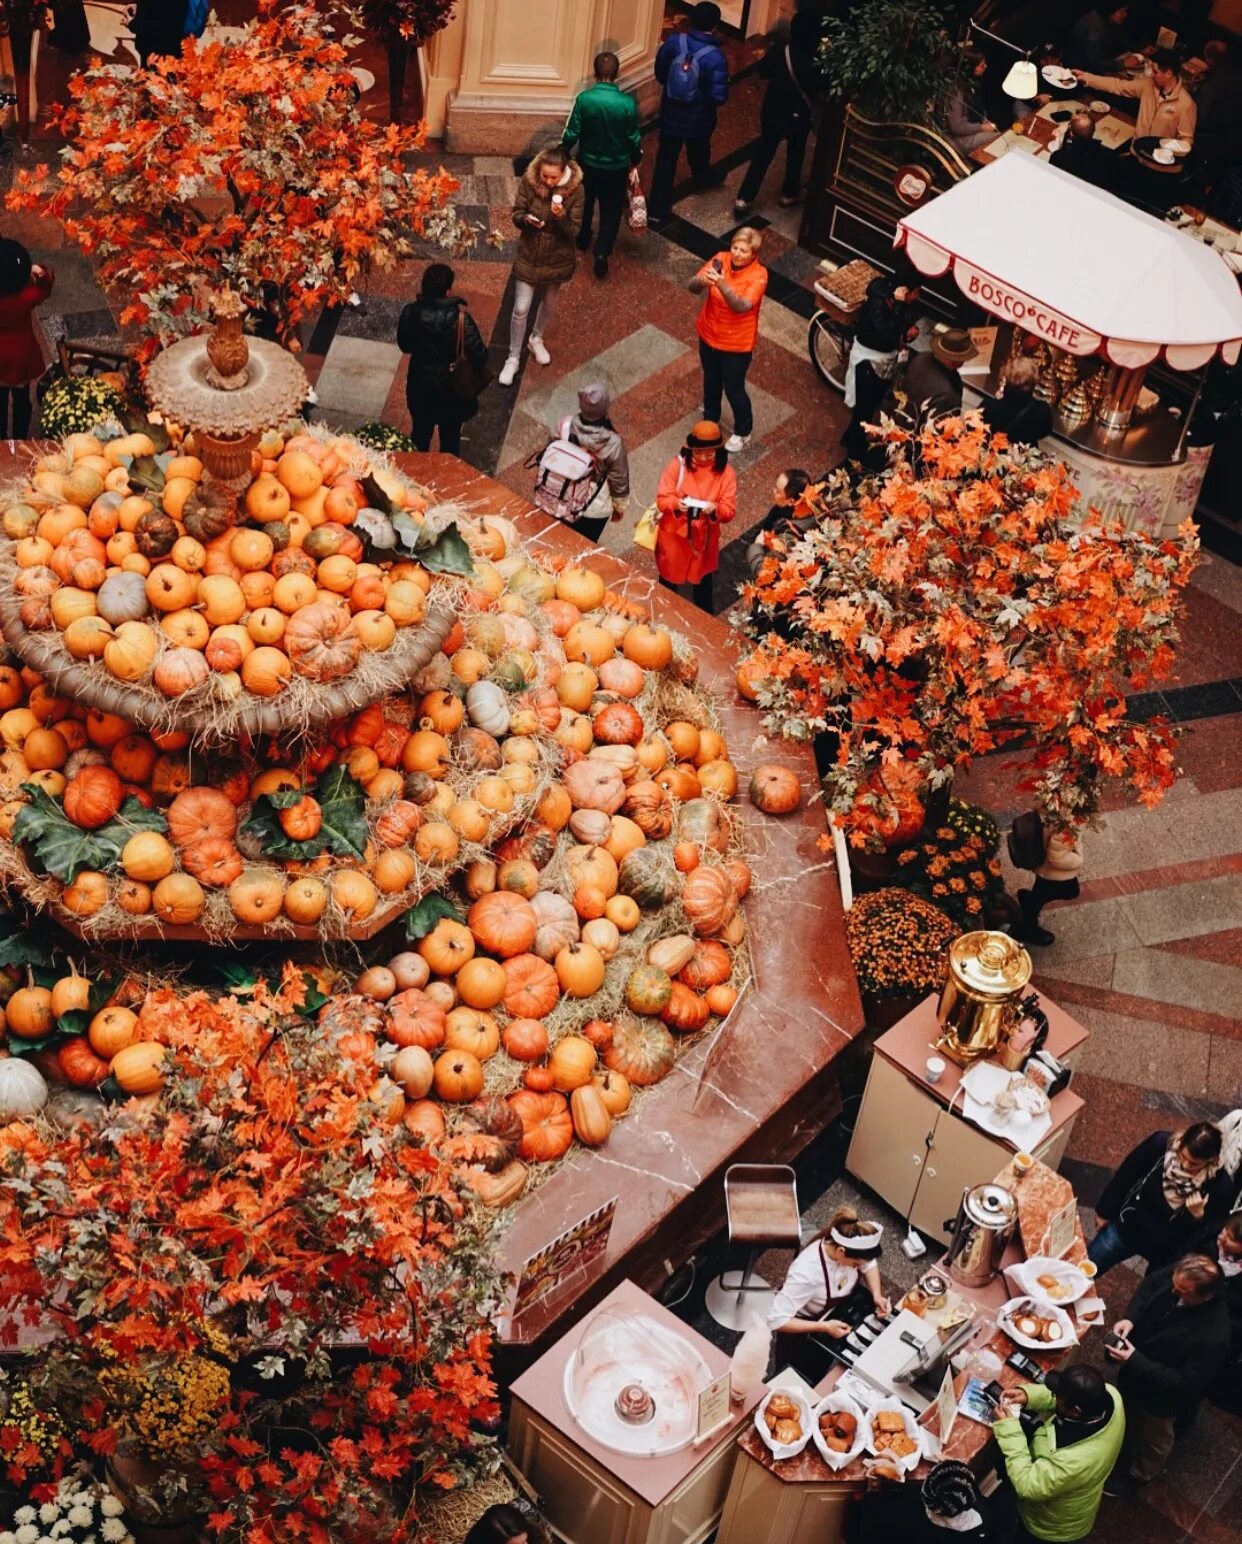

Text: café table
xmin=973 ymin=96 xmax=1134 ymax=167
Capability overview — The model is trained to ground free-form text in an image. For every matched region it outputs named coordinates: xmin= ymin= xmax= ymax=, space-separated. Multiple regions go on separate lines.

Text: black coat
xmin=982 ymin=389 xmax=1053 ymax=446
xmin=132 ymin=0 xmax=186 ymax=63
xmin=1049 ymin=135 xmax=1118 ymax=192
xmin=1097 ymin=1130 xmax=1234 ymax=1270
xmin=1117 ymin=1263 xmax=1234 ymax=1418
xmin=396 ymin=297 xmax=489 ymax=417
xmin=855 ymin=275 xmax=919 ymax=354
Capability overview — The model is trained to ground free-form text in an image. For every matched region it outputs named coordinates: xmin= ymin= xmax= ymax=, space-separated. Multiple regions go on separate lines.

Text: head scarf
xmin=923 ymin=1460 xmax=983 ymax=1527
xmin=1164 ymin=1135 xmax=1220 ymax=1219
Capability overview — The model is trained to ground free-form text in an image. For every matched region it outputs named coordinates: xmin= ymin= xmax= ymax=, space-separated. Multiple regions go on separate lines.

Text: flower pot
xmin=849 ymin=845 xmax=901 ymax=891
xmin=106 ymin=1454 xmax=204 ymax=1544
xmin=860 ymin=989 xmax=925 ymax=1030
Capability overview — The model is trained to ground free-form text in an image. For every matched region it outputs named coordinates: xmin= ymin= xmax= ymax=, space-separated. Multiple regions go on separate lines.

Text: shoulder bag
xmin=446 ymin=308 xmax=490 ymax=407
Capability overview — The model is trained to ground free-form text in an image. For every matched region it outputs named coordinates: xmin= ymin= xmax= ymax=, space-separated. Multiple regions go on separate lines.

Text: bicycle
xmin=806 ymin=258 xmax=881 ymax=394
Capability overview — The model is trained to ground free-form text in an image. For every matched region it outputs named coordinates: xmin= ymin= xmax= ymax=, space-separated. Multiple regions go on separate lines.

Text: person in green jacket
xmin=993 ymin=1366 xmax=1125 ymax=1544
xmin=563 ymin=52 xmax=642 ymax=280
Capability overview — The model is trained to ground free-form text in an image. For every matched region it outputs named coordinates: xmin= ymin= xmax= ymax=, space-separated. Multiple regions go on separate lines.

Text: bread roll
xmin=773 ymin=1418 xmax=802 ymax=1443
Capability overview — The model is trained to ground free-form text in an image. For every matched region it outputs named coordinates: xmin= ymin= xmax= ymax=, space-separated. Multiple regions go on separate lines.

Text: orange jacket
xmin=654 ymin=457 xmax=737 ymax=584
xmin=696 ymin=253 xmax=768 ymax=353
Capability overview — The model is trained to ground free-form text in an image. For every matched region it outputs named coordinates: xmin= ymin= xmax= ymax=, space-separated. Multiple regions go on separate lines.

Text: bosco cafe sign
xmin=956 ymin=261 xmax=1102 ymax=356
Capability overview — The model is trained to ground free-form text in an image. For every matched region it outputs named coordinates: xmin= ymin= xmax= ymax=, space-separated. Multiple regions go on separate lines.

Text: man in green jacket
xmin=563 ymin=51 xmax=642 ymax=280
xmin=993 ymin=1366 xmax=1125 ymax=1543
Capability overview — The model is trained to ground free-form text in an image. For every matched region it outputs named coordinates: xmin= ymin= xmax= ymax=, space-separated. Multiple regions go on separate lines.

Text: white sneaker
xmin=725 ymin=433 xmax=750 ymax=453
xmin=498 ymin=355 xmax=519 ymax=387
xmin=529 ymin=335 xmax=551 ymax=367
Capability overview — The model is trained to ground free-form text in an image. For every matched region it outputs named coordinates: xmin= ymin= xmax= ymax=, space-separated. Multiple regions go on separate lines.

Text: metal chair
xmin=705 ymin=1163 xmax=801 ymax=1331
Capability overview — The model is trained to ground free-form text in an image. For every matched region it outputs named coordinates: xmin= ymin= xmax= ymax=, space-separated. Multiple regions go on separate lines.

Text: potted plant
xmin=845 ymin=886 xmax=960 ymax=1028
xmin=352 ymin=0 xmax=458 ymax=124
xmin=818 ymin=0 xmax=953 ymax=125
xmin=738 ymin=418 xmax=1198 ymax=850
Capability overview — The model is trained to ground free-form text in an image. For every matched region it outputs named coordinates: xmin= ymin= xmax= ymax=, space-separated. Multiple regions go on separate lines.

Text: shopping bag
xmin=627 ymin=168 xmax=648 ymax=233
xmin=632 ymin=504 xmax=658 ymax=551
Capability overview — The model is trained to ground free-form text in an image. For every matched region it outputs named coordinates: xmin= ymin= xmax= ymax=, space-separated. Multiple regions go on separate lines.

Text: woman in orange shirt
xmin=689 ymin=226 xmax=767 ymax=453
xmin=654 ymin=419 xmax=736 ymax=612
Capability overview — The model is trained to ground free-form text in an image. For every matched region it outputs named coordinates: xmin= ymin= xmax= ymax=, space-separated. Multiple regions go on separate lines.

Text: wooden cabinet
xmin=715 ymin=1447 xmax=853 ymax=1544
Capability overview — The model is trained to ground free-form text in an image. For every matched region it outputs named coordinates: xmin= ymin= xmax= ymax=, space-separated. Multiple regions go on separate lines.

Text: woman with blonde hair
xmin=767 ymin=1204 xmax=891 ymax=1380
xmin=688 ymin=225 xmax=767 ymax=453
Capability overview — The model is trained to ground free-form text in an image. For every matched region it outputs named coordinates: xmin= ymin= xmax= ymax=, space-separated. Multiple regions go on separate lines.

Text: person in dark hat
xmin=555 ymin=381 xmax=630 ymax=543
xmin=0 ymin=239 xmax=53 ymax=439
xmin=653 ymin=419 xmax=736 ymax=612
xmin=903 ymin=326 xmax=975 ymax=428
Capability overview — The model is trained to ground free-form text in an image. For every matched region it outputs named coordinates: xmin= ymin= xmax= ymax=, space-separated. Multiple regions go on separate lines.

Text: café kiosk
xmin=894 ymin=153 xmax=1242 ymax=536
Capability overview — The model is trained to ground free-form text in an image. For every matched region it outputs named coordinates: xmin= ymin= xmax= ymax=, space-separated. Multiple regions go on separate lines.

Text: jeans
xmin=578 ymin=165 xmax=629 ymax=258
xmin=737 ymin=108 xmax=811 ymax=204
xmin=509 ymin=279 xmax=560 ymax=359
xmin=408 ymin=399 xmax=465 ymax=455
xmin=699 ymin=339 xmax=754 ymax=438
xmin=660 ymin=572 xmax=713 ymax=612
xmin=649 ymin=133 xmax=714 ymax=219
xmin=1087 ymin=1218 xmax=1136 ymax=1276
xmin=0 ymin=385 xmax=33 ymax=438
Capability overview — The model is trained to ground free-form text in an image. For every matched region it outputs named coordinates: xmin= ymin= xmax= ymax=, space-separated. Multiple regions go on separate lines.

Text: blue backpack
xmin=184 ymin=0 xmax=209 ymax=37
xmin=666 ymin=34 xmax=713 ymax=105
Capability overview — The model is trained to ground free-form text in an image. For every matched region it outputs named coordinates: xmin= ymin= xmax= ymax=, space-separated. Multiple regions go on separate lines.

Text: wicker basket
xmin=814 ymin=259 xmax=881 ymax=326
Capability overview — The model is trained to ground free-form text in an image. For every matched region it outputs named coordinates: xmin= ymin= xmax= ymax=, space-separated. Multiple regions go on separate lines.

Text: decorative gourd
xmin=603 ymin=814 xmax=646 ymax=865
xmin=375 ymin=800 xmax=423 ymax=848
xmin=565 ymin=844 xmax=618 ymax=899
xmin=166 ymin=786 xmax=238 ymax=847
xmin=530 ymin=891 xmax=580 ymax=961
xmin=467 ymin=891 xmax=538 ymax=959
xmin=619 ymin=846 xmax=677 ymax=910
xmin=389 ymin=952 xmax=431 ymax=992
xmin=625 ymin=964 xmax=673 ymax=1017
xmin=662 ymin=982 xmax=711 ymax=1034
xmin=592 ymin=1068 xmax=631 ymax=1116
xmin=593 ymin=702 xmax=644 ymax=747
xmin=555 ymin=565 xmax=606 ymax=611
xmin=597 ymin=657 xmax=645 ymax=698
xmin=153 ymin=647 xmax=210 ymax=698
xmin=554 ymin=942 xmax=606 ymax=999
xmin=403 ymin=1099 xmax=446 ymax=1143
xmin=569 ymin=808 xmax=612 ymax=846
xmin=581 ymin=917 xmax=620 ymax=960
xmin=676 ymin=797 xmax=731 ymax=854
xmin=111 ymin=1041 xmax=166 ymax=1095
xmin=679 ymin=940 xmax=733 ymax=990
xmin=682 ymin=866 xmax=739 ymax=936
xmin=570 ymin=1084 xmax=612 ymax=1146
xmin=96 ymin=570 xmax=150 ymax=625
xmin=57 ymin=1035 xmax=110 ymax=1089
xmin=749 ymin=764 xmax=802 ymax=816
xmin=647 ymin=933 xmax=697 ymax=976
xmin=433 ymin=1048 xmax=485 ymax=1103
xmin=466 ymin=680 xmax=510 ymax=737
xmin=622 ymin=623 xmax=673 ymax=670
xmin=418 ymin=917 xmax=475 ymax=976
xmin=386 ymin=988 xmax=447 ymax=1050
xmin=467 ymin=1159 xmax=528 ymax=1208
xmin=452 ymin=726 xmax=503 ymax=772
xmin=562 ymin=758 xmax=626 ymax=814
xmin=508 ymin=1089 xmax=574 ymax=1162
xmin=725 ymin=858 xmax=752 ymax=900
xmin=496 ymin=858 xmax=539 ymax=898
xmin=502 ymin=954 xmax=561 ymax=1019
xmin=444 ymin=1006 xmax=501 ymax=1060
xmin=623 ymin=780 xmax=673 ymax=839
xmin=391 ymin=1044 xmax=435 ymax=1098
xmin=469 ymin=1095 xmax=526 ymax=1166
xmin=501 ymin=1017 xmax=549 ymax=1062
xmin=284 ymin=599 xmax=362 ymax=681
xmin=0 ymin=1057 xmax=48 ymax=1118
xmin=604 ymin=1018 xmax=676 ymax=1086
xmin=63 ymin=765 xmax=124 ymax=829
xmin=706 ymin=983 xmax=739 ymax=1016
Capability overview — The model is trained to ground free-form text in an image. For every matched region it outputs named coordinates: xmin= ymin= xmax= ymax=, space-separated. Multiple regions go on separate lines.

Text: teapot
xmin=935 ymin=931 xmax=1034 ymax=1067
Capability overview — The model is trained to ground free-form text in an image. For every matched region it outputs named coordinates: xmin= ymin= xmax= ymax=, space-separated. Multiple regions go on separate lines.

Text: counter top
xmin=508 ymin=1278 xmax=757 ymax=1508
xmin=872 ymin=991 xmax=1086 ymax=1152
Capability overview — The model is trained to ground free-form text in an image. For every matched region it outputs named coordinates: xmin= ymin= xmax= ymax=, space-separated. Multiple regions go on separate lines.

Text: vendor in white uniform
xmin=768 ymin=1207 xmax=892 ymax=1382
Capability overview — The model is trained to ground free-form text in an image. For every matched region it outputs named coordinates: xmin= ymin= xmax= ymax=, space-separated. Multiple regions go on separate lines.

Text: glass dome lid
xmin=563 ymin=1306 xmax=714 ymax=1457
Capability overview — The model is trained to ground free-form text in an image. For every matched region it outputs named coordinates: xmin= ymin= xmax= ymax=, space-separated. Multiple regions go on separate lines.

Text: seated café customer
xmin=767 ymin=1206 xmax=890 ymax=1382
xmin=903 ymin=327 xmax=976 ymax=429
xmin=1076 ymin=49 xmax=1197 ymax=146
xmin=1106 ymin=1254 xmax=1231 ymax=1483
xmin=1089 ymin=1121 xmax=1232 ymax=1276
xmin=993 ymin=1366 xmax=1125 ymax=1544
xmin=1069 ymin=3 xmax=1133 ymax=75
xmin=943 ymin=51 xmax=998 ymax=155
xmin=982 ymin=358 xmax=1053 ymax=447
xmin=1050 ymin=113 xmax=1118 ymax=191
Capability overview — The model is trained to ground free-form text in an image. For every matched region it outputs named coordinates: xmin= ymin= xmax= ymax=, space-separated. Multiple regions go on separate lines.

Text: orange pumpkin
xmin=679 ymin=940 xmax=733 ymax=990
xmin=386 ymin=988 xmax=447 ymax=1050
xmin=443 ymin=1006 xmax=501 ymax=1060
xmin=285 ymin=599 xmax=362 ymax=682
xmin=433 ymin=1048 xmax=484 ymax=1103
xmin=604 ymin=1018 xmax=676 ymax=1086
xmin=705 ymin=983 xmax=739 ymax=1016
xmin=662 ymin=982 xmax=711 ymax=1034
xmin=682 ymin=866 xmax=739 ymax=936
xmin=57 ymin=1035 xmax=110 ymax=1088
xmin=593 ymin=701 xmax=644 ymax=747
xmin=623 ymin=623 xmax=673 ymax=670
xmin=467 ymin=891 xmax=537 ymax=959
xmin=748 ymin=763 xmax=802 ymax=816
xmin=63 ymin=765 xmax=124 ymax=829
xmin=508 ymin=1089 xmax=574 ymax=1162
xmin=403 ymin=1099 xmax=446 ymax=1143
xmin=454 ymin=958 xmax=507 ymax=1012
xmin=501 ymin=1018 xmax=549 ymax=1062
xmin=181 ymin=837 xmax=244 ymax=888
xmin=554 ymin=941 xmax=606 ymax=999
xmin=501 ymin=953 xmax=561 ymax=1020
xmin=166 ymin=786 xmax=238 ymax=847
xmin=592 ymin=1068 xmax=632 ymax=1116
xmin=418 ymin=917 xmax=475 ymax=976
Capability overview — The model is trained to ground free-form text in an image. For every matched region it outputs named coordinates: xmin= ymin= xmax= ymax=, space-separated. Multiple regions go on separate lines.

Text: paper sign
xmin=697 ymin=1372 xmax=732 ymax=1441
xmin=1047 ymin=1198 xmax=1078 ymax=1260
xmin=970 ymin=325 xmax=998 ymax=362
xmin=935 ymin=1366 xmax=958 ymax=1445
xmin=509 ymin=1199 xmax=617 ymax=1324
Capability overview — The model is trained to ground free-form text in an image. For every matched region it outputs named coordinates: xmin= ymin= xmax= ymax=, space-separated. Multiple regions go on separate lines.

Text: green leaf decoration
xmin=361 ymin=472 xmax=393 ymax=514
xmin=97 ymin=1074 xmax=124 ymax=1104
xmin=296 ymin=971 xmax=330 ymax=1017
xmin=127 ymin=454 xmax=166 ymax=496
xmin=404 ymin=892 xmax=461 ymax=941
xmin=241 ymin=764 xmax=368 ymax=860
xmin=0 ymin=922 xmax=49 ymax=969
xmin=13 ymin=787 xmax=167 ymax=884
xmin=413 ymin=520 xmax=475 ymax=577
xmin=54 ymin=1009 xmax=90 ymax=1039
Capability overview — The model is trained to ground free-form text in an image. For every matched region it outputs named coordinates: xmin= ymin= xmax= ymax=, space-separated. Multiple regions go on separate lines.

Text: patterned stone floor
xmin=4 ymin=7 xmax=1241 ymax=1539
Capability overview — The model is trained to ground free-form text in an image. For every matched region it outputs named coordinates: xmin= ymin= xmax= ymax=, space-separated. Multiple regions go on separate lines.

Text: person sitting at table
xmin=1068 ymin=3 xmax=1135 ymax=76
xmin=1075 ymin=48 xmax=1197 ymax=147
xmin=767 ymin=1206 xmax=890 ymax=1381
xmin=1050 ymin=112 xmax=1119 ymax=191
xmin=1190 ymin=39 xmax=1242 ymax=178
xmin=983 ymin=357 xmax=1054 ymax=448
xmin=993 ymin=1366 xmax=1125 ymax=1544
xmin=943 ymin=51 xmax=999 ymax=155
xmin=903 ymin=327 xmax=976 ymax=429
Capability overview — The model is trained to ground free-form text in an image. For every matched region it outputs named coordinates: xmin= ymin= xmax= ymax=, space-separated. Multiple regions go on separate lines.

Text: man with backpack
xmin=648 ymin=3 xmax=730 ymax=227
xmin=528 ymin=383 xmax=629 ymax=545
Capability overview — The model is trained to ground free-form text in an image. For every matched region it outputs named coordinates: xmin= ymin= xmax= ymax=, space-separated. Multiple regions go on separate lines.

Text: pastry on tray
xmin=773 ymin=1418 xmax=803 ymax=1443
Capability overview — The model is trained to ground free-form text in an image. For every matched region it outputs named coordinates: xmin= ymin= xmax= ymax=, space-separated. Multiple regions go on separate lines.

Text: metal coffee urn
xmin=936 ymin=931 xmax=1033 ymax=1066
xmin=945 ymin=1183 xmax=1019 ymax=1288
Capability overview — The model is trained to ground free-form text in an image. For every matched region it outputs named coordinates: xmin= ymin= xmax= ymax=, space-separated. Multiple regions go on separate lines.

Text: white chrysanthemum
xmin=14 ymin=1511 xmax=35 ymax=1527
xmin=68 ymin=1497 xmax=90 ymax=1510
xmin=50 ymin=1524 xmax=71 ymax=1539
xmin=15 ymin=1524 xmax=40 ymax=1544
xmin=98 ymin=1500 xmax=124 ymax=1520
xmin=67 ymin=1510 xmax=92 ymax=1529
xmin=101 ymin=1523 xmax=127 ymax=1543
xmin=37 ymin=1509 xmax=57 ymax=1528
xmin=0 ymin=1529 xmax=18 ymax=1544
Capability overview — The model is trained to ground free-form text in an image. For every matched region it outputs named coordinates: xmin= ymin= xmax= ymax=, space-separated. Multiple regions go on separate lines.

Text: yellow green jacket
xmin=993 ymin=1382 xmax=1125 ymax=1542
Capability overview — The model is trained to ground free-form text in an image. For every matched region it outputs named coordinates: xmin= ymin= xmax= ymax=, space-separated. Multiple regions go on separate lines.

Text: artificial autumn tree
xmin=739 ymin=417 xmax=1198 ymax=845
xmin=6 ymin=1 xmax=457 ymax=353
xmin=353 ymin=0 xmax=458 ymax=123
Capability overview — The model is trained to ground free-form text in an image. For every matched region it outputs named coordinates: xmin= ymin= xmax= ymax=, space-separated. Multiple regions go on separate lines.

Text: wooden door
xmin=910 ymin=1108 xmax=1007 ymax=1244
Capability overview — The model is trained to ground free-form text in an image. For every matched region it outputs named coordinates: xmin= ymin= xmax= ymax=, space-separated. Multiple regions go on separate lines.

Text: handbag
xmin=1007 ymin=810 xmax=1046 ymax=872
xmin=626 ymin=167 xmax=648 ymax=233
xmin=446 ymin=308 xmax=490 ymax=407
xmin=632 ymin=504 xmax=658 ymax=551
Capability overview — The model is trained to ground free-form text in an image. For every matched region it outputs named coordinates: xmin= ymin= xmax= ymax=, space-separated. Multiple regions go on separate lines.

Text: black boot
xmin=593 ymin=254 xmax=608 ymax=279
xmin=1014 ymin=889 xmax=1055 ymax=947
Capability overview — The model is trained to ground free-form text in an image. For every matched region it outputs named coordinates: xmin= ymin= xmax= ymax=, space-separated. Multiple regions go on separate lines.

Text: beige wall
xmin=425 ymin=0 xmax=666 ymax=153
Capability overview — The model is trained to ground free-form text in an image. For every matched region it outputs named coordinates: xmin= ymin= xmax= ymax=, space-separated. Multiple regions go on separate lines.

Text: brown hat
xmin=932 ymin=327 xmax=976 ymax=367
xmin=685 ymin=419 xmax=724 ymax=450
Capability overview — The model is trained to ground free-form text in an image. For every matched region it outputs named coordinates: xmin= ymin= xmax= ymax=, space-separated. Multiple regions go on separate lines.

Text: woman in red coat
xmin=654 ymin=419 xmax=736 ymax=612
xmin=0 ymin=239 xmax=54 ymax=438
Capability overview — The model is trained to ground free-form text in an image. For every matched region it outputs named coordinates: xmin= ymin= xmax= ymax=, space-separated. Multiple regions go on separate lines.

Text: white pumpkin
xmin=466 ymin=680 xmax=509 ymax=738
xmin=530 ymin=890 xmax=580 ymax=961
xmin=96 ymin=570 xmax=151 ymax=626
xmin=0 ymin=1057 xmax=49 ymax=1119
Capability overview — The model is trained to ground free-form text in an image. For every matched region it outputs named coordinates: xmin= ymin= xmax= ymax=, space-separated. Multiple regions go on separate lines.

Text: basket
xmin=814 ymin=259 xmax=881 ymax=326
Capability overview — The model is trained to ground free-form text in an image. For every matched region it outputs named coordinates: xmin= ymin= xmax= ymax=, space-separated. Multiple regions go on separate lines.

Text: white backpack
xmin=529 ymin=417 xmax=600 ymax=523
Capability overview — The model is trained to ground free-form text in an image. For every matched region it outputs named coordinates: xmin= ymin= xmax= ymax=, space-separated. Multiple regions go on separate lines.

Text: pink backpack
xmin=528 ymin=417 xmax=601 ymax=523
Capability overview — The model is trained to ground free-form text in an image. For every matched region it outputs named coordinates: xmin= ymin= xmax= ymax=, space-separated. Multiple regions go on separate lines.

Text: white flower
xmin=37 ymin=1509 xmax=56 ymax=1527
xmin=14 ymin=1513 xmax=35 ymax=1527
xmin=98 ymin=1501 xmax=123 ymax=1520
xmin=101 ymin=1525 xmax=126 ymax=1543
xmin=0 ymin=1530 xmax=19 ymax=1544
xmin=50 ymin=1525 xmax=71 ymax=1539
xmin=67 ymin=1511 xmax=92 ymax=1529
xmin=16 ymin=1525 xmax=40 ymax=1544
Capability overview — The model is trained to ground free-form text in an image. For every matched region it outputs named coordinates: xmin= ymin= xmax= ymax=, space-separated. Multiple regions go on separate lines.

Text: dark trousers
xmin=578 ymin=165 xmax=629 ymax=258
xmin=571 ymin=511 xmax=609 ymax=546
xmin=699 ymin=339 xmax=754 ymax=438
xmin=0 ymin=386 xmax=33 ymax=439
xmin=737 ymin=108 xmax=811 ymax=203
xmin=409 ymin=399 xmax=465 ymax=455
xmin=660 ymin=572 xmax=713 ymax=611
xmin=649 ymin=133 xmax=714 ymax=219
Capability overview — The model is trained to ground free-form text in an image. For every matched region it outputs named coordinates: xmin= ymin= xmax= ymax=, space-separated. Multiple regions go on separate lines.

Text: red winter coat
xmin=0 ymin=266 xmax=54 ymax=387
xmin=654 ymin=456 xmax=737 ymax=585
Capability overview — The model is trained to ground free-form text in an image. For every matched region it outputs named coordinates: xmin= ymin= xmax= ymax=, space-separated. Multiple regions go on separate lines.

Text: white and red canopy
xmin=896 ymin=154 xmax=1242 ymax=370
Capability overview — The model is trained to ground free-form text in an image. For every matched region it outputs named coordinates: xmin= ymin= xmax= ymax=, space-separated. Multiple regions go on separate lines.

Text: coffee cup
xmin=926 ymin=1056 xmax=946 ymax=1084
xmin=1013 ymin=1151 xmax=1035 ymax=1175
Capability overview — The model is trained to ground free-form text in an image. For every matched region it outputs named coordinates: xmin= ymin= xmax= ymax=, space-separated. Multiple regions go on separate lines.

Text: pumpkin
xmin=695 ymin=729 xmax=728 ymax=767
xmin=662 ymin=982 xmax=711 ymax=1035
xmin=535 ymin=782 xmax=572 ymax=832
xmin=444 ymin=1006 xmax=501 ymax=1059
xmin=375 ymin=800 xmax=422 ymax=848
xmin=454 ymin=958 xmax=506 ymax=1012
xmin=679 ymin=940 xmax=732 ymax=990
xmin=605 ymin=895 xmax=641 ymax=932
xmin=581 ymin=917 xmax=620 ymax=960
xmin=502 ymin=953 xmax=561 ymax=1020
xmin=166 ymin=786 xmax=239 ymax=848
xmin=452 ymin=726 xmax=502 ymax=772
xmin=682 ymin=866 xmax=739 ymax=936
xmin=565 ymin=844 xmax=618 ymax=898
xmin=96 ymin=570 xmax=150 ymax=626
xmin=469 ymin=1095 xmax=525 ymax=1166
xmin=50 ymin=965 xmax=91 ymax=1019
xmin=418 ymin=917 xmax=475 ymax=976
xmin=622 ymin=623 xmax=673 ymax=670
xmin=467 ymin=891 xmax=537 ymax=959
xmin=465 ymin=679 xmax=509 ymax=737
xmin=502 ymin=1017 xmax=548 ymax=1062
xmin=657 ymin=764 xmax=701 ymax=801
xmin=569 ymin=808 xmax=612 ymax=846
xmin=705 ymin=983 xmax=739 ymax=1016
xmin=523 ymin=1065 xmax=556 ymax=1093
xmin=593 ymin=701 xmax=644 ymax=747
xmin=227 ymin=869 xmax=283 ymax=924
xmin=604 ymin=1018 xmax=676 ymax=1086
xmin=725 ymin=858 xmax=752 ymax=900
xmin=63 ymin=871 xmax=108 ymax=916
xmin=619 ymin=846 xmax=678 ymax=910
xmin=570 ymin=1084 xmax=612 ymax=1146
xmin=153 ymin=647 xmax=210 ymax=699
xmin=622 ymin=780 xmax=673 ymax=840
xmin=464 ymin=859 xmax=498 ymax=900
xmin=391 ymin=1044 xmax=435 ymax=1099
xmin=554 ymin=941 xmax=606 ymax=999
xmin=597 ymin=657 xmax=645 ymax=698
xmin=57 ymin=1035 xmax=110 ymax=1089
xmin=749 ymin=764 xmax=802 ymax=816
xmin=603 ymin=814 xmax=646 ymax=865
xmin=403 ymin=1099 xmax=446 ymax=1144
xmin=0 ymin=1058 xmax=48 ymax=1118
xmin=697 ymin=759 xmax=738 ymax=799
xmin=508 ymin=1089 xmax=574 ymax=1163
xmin=592 ymin=1068 xmax=631 ymax=1116
xmin=530 ymin=891 xmax=580 ymax=961
xmin=122 ymin=830 xmax=175 ymax=882
xmin=386 ymin=988 xmax=446 ymax=1050
xmin=153 ymin=872 xmax=205 ymax=924
xmin=496 ymin=858 xmax=539 ymax=899
xmin=555 ymin=565 xmax=606 ymax=611
xmin=647 ymin=933 xmax=697 ymax=975
xmin=562 ymin=758 xmax=625 ymax=814
xmin=625 ymin=964 xmax=673 ymax=1017
xmin=276 ymin=795 xmax=321 ymax=842
xmin=403 ymin=729 xmax=451 ymax=778
xmin=111 ymin=1041 xmax=165 ymax=1095
xmin=283 ymin=599 xmax=361 ymax=681
xmin=7 ymin=983 xmax=54 ymax=1040
xmin=467 ymin=1160 xmax=528 ymax=1208
xmin=389 ymin=952 xmax=431 ymax=992
xmin=677 ymin=797 xmax=731 ymax=855
xmin=63 ymin=765 xmax=124 ymax=829
xmin=433 ymin=1048 xmax=484 ymax=1103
